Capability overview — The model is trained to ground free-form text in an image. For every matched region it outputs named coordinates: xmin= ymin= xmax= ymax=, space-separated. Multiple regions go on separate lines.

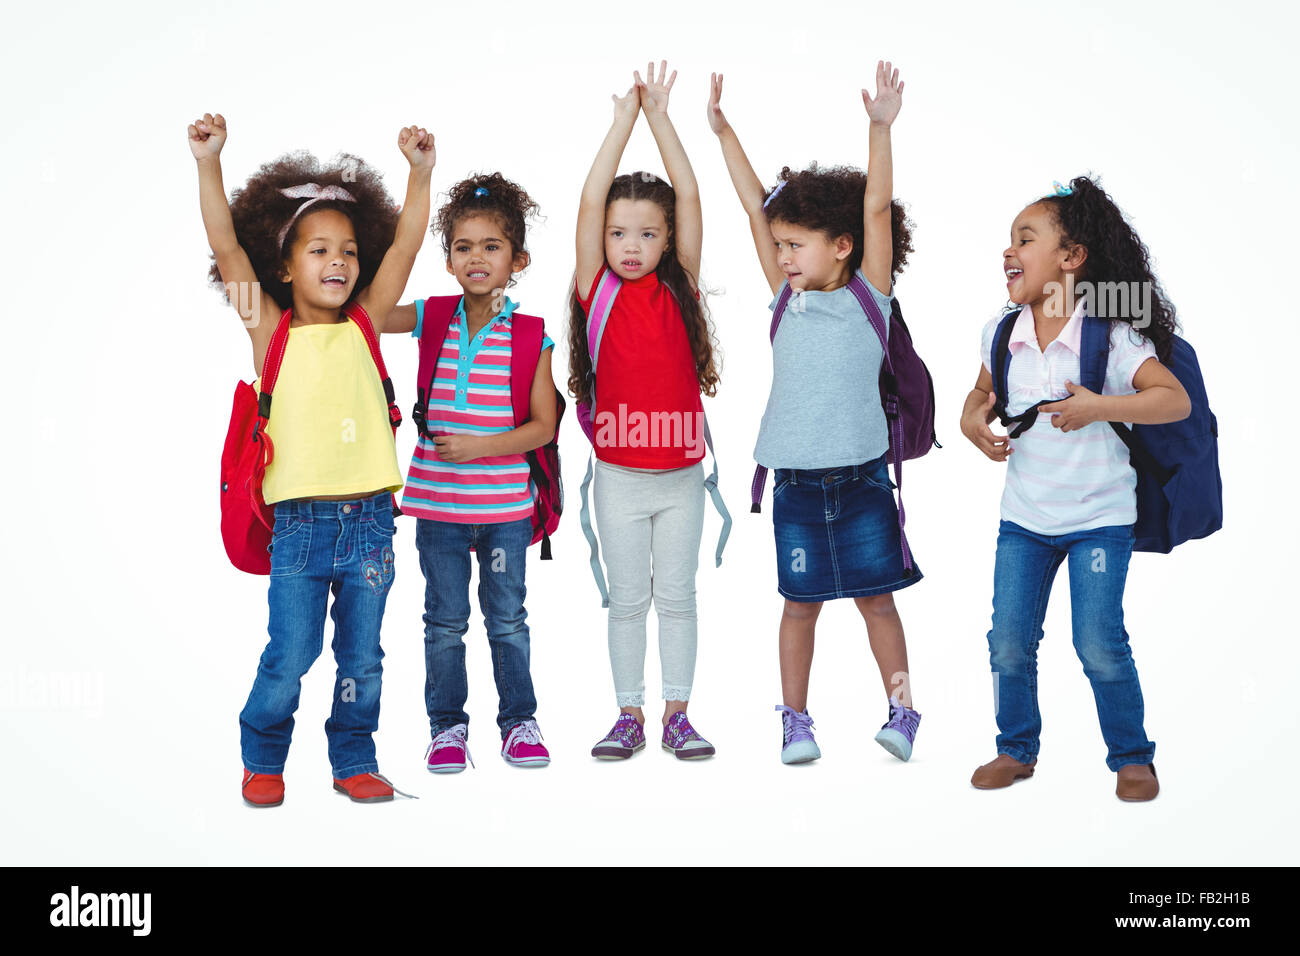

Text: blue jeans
xmin=240 ymin=492 xmax=396 ymax=779
xmin=415 ymin=517 xmax=536 ymax=741
xmin=987 ymin=520 xmax=1155 ymax=771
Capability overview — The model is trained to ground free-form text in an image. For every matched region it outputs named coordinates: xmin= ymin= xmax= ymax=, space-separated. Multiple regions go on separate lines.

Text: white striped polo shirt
xmin=980 ymin=301 xmax=1157 ymax=535
xmin=401 ymin=295 xmax=553 ymax=524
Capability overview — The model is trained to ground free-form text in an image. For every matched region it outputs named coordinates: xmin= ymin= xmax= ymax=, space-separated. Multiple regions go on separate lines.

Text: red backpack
xmin=219 ymin=302 xmax=402 ymax=574
xmin=411 ymin=296 xmax=565 ymax=558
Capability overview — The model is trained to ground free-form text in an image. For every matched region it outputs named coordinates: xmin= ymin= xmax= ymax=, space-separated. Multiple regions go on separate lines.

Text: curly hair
xmin=205 ymin=150 xmax=399 ymax=311
xmin=1036 ymin=174 xmax=1178 ymax=364
xmin=761 ymin=162 xmax=914 ymax=279
xmin=567 ymin=172 xmax=720 ymax=407
xmin=434 ymin=172 xmax=540 ymax=287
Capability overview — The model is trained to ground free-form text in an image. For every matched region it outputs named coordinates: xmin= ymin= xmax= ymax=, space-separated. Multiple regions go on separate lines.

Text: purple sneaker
xmin=591 ymin=714 xmax=646 ymax=760
xmin=661 ymin=711 xmax=715 ymax=760
xmin=874 ymin=696 xmax=921 ymax=761
xmin=775 ymin=704 xmax=821 ymax=764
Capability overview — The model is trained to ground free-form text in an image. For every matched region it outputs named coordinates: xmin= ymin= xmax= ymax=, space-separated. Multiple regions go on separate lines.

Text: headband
xmin=276 ymin=183 xmax=357 ymax=251
xmin=762 ymin=180 xmax=787 ymax=209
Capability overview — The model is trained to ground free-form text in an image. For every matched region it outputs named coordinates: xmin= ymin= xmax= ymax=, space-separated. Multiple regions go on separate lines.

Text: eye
xmin=345 ymin=249 xmax=356 ymax=257
xmin=611 ymin=230 xmax=623 ymax=238
xmin=1018 ymin=239 xmax=1030 ymax=246
xmin=642 ymin=231 xmax=655 ymax=239
xmin=487 ymin=243 xmax=500 ymax=252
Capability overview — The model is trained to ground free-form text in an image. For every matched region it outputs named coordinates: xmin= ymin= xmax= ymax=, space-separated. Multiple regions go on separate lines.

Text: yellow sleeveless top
xmin=257 ymin=321 xmax=403 ymax=504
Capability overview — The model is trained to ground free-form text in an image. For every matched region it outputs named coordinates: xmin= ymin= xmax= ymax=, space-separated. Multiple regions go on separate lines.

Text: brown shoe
xmin=970 ymin=754 xmax=1037 ymax=789
xmin=1116 ymin=762 xmax=1159 ymax=802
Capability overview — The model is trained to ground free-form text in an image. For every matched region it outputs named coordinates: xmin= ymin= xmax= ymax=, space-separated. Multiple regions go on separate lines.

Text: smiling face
xmin=446 ymin=213 xmax=529 ymax=294
xmin=280 ymin=208 xmax=359 ymax=308
xmin=604 ymin=199 xmax=670 ymax=280
xmin=1003 ymin=202 xmax=1086 ymax=307
xmin=770 ymin=219 xmax=853 ymax=292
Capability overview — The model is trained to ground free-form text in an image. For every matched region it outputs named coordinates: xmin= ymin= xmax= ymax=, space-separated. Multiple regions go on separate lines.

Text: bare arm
xmin=861 ymin=61 xmax=904 ymax=295
xmin=960 ymin=365 xmax=1013 ymax=462
xmin=577 ymin=82 xmax=640 ymax=299
xmin=707 ymin=72 xmax=783 ymax=296
xmin=639 ymin=60 xmax=702 ymax=289
xmin=356 ymin=127 xmax=435 ymax=332
xmin=381 ymin=302 xmax=418 ymax=335
xmin=1039 ymin=357 xmax=1191 ymax=432
xmin=189 ymin=112 xmax=281 ymax=370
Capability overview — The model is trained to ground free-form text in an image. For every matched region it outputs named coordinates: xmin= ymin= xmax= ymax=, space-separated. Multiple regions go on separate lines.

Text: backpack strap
xmin=701 ymin=415 xmax=733 ymax=568
xmin=509 ymin=312 xmax=544 ymax=427
xmin=254 ymin=308 xmax=295 ymax=427
xmin=343 ymin=301 xmax=402 ymax=434
xmin=412 ymin=295 xmax=463 ymax=439
xmin=750 ymin=282 xmax=798 ymax=511
xmin=990 ymin=308 xmax=1052 ymax=438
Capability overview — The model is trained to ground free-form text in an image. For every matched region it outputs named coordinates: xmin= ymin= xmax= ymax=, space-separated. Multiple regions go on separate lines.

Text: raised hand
xmin=707 ymin=72 xmax=729 ymax=135
xmin=612 ymin=82 xmax=640 ymax=122
xmin=188 ymin=112 xmax=227 ymax=159
xmin=398 ymin=124 xmax=436 ymax=170
xmin=861 ymin=60 xmax=904 ymax=127
xmin=636 ymin=59 xmax=677 ymax=114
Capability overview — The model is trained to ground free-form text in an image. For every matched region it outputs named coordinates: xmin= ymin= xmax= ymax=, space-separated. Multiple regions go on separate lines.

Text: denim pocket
xmin=269 ymin=516 xmax=311 ymax=577
xmin=365 ymin=509 xmax=397 ymax=538
xmin=859 ymin=459 xmax=896 ymax=494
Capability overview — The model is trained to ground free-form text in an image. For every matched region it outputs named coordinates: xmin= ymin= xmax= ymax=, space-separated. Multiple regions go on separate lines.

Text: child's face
xmin=280 ymin=209 xmax=359 ymax=309
xmin=1003 ymin=203 xmax=1084 ymax=307
xmin=446 ymin=214 xmax=528 ymax=299
xmin=770 ymin=219 xmax=852 ymax=292
xmin=604 ymin=199 xmax=669 ymax=280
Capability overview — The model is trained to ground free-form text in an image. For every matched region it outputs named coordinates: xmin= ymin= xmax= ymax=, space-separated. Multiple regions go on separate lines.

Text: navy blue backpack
xmin=991 ymin=310 xmax=1222 ymax=553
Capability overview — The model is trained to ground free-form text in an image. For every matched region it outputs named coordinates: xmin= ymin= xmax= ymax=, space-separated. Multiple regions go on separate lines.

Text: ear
xmin=1062 ymin=242 xmax=1088 ymax=272
xmin=834 ymin=233 xmax=854 ymax=262
xmin=445 ymin=258 xmax=456 ymax=276
xmin=514 ymin=249 xmax=531 ymax=273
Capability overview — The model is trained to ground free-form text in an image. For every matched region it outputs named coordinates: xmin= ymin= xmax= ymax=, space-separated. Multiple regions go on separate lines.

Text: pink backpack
xmin=411 ymin=296 xmax=565 ymax=558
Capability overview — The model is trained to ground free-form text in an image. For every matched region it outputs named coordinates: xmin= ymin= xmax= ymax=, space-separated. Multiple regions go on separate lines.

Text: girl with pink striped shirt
xmin=384 ymin=174 xmax=557 ymax=773
xmin=959 ymin=176 xmax=1191 ymax=802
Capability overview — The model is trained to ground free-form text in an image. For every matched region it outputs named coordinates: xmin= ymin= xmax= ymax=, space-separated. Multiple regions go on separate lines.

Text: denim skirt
xmin=772 ymin=454 xmax=922 ymax=602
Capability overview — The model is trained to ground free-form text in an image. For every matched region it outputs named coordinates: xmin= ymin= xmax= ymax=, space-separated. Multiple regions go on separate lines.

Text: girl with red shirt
xmin=569 ymin=62 xmax=723 ymax=761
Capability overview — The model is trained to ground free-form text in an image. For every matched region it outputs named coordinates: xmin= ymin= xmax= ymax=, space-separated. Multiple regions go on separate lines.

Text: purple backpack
xmin=751 ymin=274 xmax=939 ymax=576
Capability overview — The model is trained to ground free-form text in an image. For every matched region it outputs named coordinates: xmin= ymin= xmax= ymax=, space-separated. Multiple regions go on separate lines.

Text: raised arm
xmin=707 ymin=73 xmax=784 ymax=296
xmin=189 ymin=112 xmax=281 ymax=365
xmin=638 ymin=60 xmax=702 ymax=289
xmin=861 ymin=61 xmax=903 ymax=295
xmin=577 ymin=80 xmax=640 ymax=299
xmin=356 ymin=126 xmax=435 ymax=332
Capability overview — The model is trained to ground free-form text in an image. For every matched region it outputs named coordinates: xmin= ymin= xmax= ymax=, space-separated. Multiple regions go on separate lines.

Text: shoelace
xmin=884 ymin=702 xmax=919 ymax=737
xmin=775 ymin=704 xmax=815 ymax=744
xmin=367 ymin=772 xmax=418 ymax=800
xmin=507 ymin=720 xmax=543 ymax=748
xmin=430 ymin=725 xmax=474 ymax=768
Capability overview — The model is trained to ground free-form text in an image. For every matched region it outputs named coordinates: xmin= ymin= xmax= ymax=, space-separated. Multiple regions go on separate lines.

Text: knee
xmin=782 ymin=599 xmax=822 ymax=623
xmin=986 ymin=627 xmax=1032 ymax=674
xmin=854 ymin=593 xmax=896 ymax=621
xmin=609 ymin=595 xmax=652 ymax=624
xmin=651 ymin=590 xmax=697 ymax=621
xmin=1073 ymin=628 xmax=1133 ymax=682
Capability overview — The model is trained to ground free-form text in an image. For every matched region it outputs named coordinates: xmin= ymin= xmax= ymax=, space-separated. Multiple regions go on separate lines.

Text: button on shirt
xmin=980 ymin=301 xmax=1157 ymax=535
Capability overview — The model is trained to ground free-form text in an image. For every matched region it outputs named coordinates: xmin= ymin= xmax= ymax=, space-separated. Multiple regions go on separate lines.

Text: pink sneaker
xmin=425 ymin=724 xmax=473 ymax=774
xmin=501 ymin=720 xmax=550 ymax=768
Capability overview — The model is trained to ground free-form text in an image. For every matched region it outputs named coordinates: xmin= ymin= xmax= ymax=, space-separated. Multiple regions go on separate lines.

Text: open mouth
xmin=621 ymin=259 xmax=642 ymax=271
xmin=322 ymin=275 xmax=348 ymax=287
xmin=1004 ymin=266 xmax=1023 ymax=285
xmin=467 ymin=270 xmax=490 ymax=281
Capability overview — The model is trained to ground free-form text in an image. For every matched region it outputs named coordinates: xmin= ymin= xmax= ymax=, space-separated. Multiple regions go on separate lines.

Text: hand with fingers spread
xmin=962 ymin=391 xmax=1015 ymax=462
xmin=707 ymin=71 xmax=730 ymax=136
xmin=188 ymin=111 xmax=228 ymax=160
xmin=398 ymin=124 xmax=436 ymax=171
xmin=862 ymin=59 xmax=904 ymax=127
xmin=636 ymin=59 xmax=677 ymax=115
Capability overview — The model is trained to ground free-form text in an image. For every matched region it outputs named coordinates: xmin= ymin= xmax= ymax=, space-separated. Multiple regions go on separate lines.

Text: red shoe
xmin=332 ymin=772 xmax=397 ymax=803
xmin=242 ymin=769 xmax=284 ymax=808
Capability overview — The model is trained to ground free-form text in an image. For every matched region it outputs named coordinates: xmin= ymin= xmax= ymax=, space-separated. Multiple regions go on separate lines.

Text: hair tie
xmin=474 ymin=186 xmax=490 ymax=197
xmin=762 ymin=180 xmax=787 ymax=209
xmin=1051 ymin=181 xmax=1074 ymax=197
xmin=276 ymin=183 xmax=357 ymax=251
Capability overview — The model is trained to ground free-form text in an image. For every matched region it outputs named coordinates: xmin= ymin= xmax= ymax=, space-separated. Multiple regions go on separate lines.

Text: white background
xmin=2 ymin=0 xmax=1296 ymax=865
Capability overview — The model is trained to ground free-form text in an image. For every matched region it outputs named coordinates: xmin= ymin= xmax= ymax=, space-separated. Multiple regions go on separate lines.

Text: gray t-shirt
xmin=753 ymin=269 xmax=893 ymax=469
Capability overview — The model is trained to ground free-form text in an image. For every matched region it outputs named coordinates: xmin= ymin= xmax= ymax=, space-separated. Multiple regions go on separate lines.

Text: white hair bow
xmin=276 ymin=182 xmax=357 ymax=251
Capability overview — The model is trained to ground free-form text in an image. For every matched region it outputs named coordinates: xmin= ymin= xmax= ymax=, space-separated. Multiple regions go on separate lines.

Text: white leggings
xmin=592 ymin=460 xmax=705 ymax=707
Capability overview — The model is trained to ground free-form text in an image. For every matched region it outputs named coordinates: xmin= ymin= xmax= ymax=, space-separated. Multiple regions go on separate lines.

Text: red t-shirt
xmin=578 ymin=265 xmax=706 ymax=469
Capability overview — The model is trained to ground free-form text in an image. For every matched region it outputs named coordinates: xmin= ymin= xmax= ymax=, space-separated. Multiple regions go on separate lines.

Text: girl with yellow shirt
xmin=190 ymin=112 xmax=435 ymax=807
